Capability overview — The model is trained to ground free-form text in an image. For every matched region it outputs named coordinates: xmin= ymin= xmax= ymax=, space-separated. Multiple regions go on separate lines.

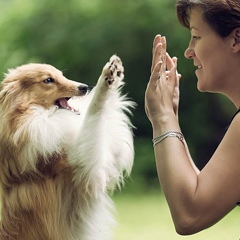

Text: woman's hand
xmin=145 ymin=35 xmax=181 ymax=125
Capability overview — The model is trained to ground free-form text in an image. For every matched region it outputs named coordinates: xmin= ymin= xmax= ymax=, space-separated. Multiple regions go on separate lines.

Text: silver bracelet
xmin=152 ymin=131 xmax=184 ymax=146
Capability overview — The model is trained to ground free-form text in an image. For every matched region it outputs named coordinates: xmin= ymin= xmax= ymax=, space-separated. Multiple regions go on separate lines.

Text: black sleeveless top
xmin=228 ymin=109 xmax=240 ymax=206
xmin=229 ymin=109 xmax=240 ymax=125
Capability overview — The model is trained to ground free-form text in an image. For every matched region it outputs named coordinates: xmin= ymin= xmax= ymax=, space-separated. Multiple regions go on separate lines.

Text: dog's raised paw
xmin=102 ymin=55 xmax=124 ymax=88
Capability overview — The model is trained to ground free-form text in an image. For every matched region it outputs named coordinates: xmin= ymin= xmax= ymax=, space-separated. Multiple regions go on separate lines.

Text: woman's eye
xmin=192 ymin=36 xmax=201 ymax=41
xmin=43 ymin=77 xmax=55 ymax=84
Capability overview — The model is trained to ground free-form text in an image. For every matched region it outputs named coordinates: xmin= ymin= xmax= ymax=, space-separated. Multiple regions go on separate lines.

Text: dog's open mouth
xmin=56 ymin=98 xmax=77 ymax=112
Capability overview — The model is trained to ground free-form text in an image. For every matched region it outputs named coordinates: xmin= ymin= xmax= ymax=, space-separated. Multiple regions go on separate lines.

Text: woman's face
xmin=184 ymin=7 xmax=234 ymax=93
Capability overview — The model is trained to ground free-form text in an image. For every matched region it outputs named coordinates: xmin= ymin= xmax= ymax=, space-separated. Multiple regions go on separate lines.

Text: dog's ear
xmin=0 ymin=83 xmax=8 ymax=101
xmin=20 ymin=78 xmax=35 ymax=89
xmin=0 ymin=85 xmax=3 ymax=98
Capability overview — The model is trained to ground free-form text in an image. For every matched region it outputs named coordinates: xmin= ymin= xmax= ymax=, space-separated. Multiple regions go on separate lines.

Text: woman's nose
xmin=184 ymin=47 xmax=195 ymax=59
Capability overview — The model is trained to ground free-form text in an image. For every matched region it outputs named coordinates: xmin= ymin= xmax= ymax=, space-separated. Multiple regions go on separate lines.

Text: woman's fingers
xmin=153 ymin=36 xmax=180 ymax=77
xmin=149 ymin=60 xmax=163 ymax=88
xmin=160 ymin=37 xmax=167 ymax=81
xmin=150 ymin=35 xmax=181 ymax=92
xmin=151 ymin=35 xmax=168 ymax=74
xmin=166 ymin=52 xmax=175 ymax=70
xmin=172 ymin=57 xmax=182 ymax=86
xmin=152 ymin=34 xmax=162 ymax=55
xmin=151 ymin=35 xmax=162 ymax=72
xmin=166 ymin=55 xmax=181 ymax=83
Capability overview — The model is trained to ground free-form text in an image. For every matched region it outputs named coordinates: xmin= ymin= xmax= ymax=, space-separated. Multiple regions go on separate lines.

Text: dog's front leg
xmin=87 ymin=55 xmax=124 ymax=115
xmin=70 ymin=55 xmax=126 ymax=195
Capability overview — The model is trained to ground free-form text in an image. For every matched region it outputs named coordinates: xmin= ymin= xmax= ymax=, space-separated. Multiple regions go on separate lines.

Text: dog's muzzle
xmin=78 ymin=84 xmax=89 ymax=96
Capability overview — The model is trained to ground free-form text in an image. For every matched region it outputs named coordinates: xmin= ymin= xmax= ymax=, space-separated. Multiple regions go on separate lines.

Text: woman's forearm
xmin=152 ymin=114 xmax=201 ymax=232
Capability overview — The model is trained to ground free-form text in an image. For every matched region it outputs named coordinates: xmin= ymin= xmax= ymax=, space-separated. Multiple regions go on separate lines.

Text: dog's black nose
xmin=78 ymin=84 xmax=89 ymax=95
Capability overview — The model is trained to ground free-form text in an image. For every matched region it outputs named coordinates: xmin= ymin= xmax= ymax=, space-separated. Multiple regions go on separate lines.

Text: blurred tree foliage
xmin=0 ymin=0 xmax=236 ymax=189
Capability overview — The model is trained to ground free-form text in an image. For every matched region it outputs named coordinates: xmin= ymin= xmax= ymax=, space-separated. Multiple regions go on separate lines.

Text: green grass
xmin=0 ymin=192 xmax=239 ymax=239
xmin=114 ymin=193 xmax=240 ymax=240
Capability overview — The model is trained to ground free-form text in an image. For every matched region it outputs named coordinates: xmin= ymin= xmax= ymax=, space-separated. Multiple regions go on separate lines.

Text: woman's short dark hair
xmin=176 ymin=0 xmax=240 ymax=37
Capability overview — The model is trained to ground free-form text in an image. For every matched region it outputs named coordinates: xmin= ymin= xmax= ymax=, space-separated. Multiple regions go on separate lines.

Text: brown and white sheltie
xmin=0 ymin=55 xmax=134 ymax=240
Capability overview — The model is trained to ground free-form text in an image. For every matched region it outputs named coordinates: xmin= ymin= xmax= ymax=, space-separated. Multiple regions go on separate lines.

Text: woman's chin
xmin=197 ymin=81 xmax=207 ymax=92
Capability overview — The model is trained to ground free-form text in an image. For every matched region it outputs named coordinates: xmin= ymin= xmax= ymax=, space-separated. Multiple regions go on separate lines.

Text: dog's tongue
xmin=58 ymin=98 xmax=75 ymax=111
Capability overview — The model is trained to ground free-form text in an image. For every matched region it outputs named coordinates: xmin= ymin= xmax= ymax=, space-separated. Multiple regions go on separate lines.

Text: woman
xmin=145 ymin=0 xmax=240 ymax=235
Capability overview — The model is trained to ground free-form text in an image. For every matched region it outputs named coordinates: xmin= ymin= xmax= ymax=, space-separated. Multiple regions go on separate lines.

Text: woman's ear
xmin=231 ymin=28 xmax=240 ymax=53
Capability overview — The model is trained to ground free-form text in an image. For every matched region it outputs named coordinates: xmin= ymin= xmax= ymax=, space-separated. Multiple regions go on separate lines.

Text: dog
xmin=0 ymin=55 xmax=135 ymax=240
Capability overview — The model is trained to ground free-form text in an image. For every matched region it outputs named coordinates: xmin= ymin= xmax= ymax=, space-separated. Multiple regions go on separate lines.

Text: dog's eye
xmin=43 ymin=77 xmax=55 ymax=84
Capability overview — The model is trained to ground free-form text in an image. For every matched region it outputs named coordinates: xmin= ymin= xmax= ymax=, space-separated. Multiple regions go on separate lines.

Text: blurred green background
xmin=0 ymin=0 xmax=239 ymax=239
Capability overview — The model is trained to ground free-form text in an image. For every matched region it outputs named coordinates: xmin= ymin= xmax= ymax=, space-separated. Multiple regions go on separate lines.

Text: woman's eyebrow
xmin=190 ymin=26 xmax=200 ymax=31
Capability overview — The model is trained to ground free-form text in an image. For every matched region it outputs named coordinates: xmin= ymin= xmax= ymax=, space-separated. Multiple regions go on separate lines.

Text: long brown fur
xmin=0 ymin=57 xmax=134 ymax=240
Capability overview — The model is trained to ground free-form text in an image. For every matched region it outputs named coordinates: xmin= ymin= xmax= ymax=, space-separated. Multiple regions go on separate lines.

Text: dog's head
xmin=0 ymin=63 xmax=88 ymax=112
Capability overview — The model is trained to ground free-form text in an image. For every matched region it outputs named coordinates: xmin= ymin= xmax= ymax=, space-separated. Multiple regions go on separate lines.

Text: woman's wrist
xmin=152 ymin=131 xmax=184 ymax=146
xmin=151 ymin=112 xmax=180 ymax=137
